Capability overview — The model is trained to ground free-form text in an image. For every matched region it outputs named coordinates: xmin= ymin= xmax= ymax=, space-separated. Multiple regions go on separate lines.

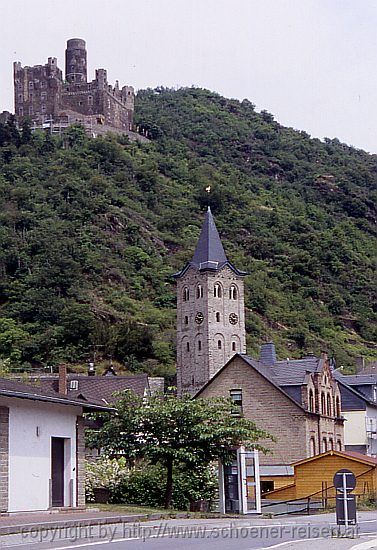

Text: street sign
xmin=333 ymin=469 xmax=357 ymax=527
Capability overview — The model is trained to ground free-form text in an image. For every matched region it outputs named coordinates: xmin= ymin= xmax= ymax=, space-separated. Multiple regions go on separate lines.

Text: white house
xmin=0 ymin=371 xmax=111 ymax=513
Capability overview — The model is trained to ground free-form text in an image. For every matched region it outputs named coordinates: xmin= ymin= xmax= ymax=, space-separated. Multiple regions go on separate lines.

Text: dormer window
xmin=214 ymin=283 xmax=222 ymax=298
xmin=229 ymin=285 xmax=237 ymax=300
xmin=70 ymin=380 xmax=79 ymax=390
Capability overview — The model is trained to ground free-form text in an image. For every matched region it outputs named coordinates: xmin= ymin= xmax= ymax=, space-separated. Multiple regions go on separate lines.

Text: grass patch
xmin=87 ymin=503 xmax=182 ymax=515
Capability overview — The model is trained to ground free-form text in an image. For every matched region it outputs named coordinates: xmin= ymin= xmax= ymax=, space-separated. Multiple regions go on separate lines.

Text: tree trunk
xmin=164 ymin=459 xmax=173 ymax=509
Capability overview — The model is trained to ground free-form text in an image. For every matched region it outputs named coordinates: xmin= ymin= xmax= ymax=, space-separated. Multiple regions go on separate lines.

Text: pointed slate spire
xmin=191 ymin=207 xmax=228 ymax=270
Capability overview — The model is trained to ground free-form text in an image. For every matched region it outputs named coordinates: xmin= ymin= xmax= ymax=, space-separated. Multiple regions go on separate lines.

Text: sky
xmin=1 ymin=0 xmax=377 ymax=153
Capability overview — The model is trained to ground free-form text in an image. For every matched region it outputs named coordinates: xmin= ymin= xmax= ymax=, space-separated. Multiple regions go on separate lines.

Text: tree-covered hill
xmin=0 ymin=88 xmax=376 ymax=375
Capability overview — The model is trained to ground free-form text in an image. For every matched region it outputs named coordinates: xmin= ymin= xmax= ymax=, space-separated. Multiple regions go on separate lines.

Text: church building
xmin=175 ymin=208 xmax=345 ymax=474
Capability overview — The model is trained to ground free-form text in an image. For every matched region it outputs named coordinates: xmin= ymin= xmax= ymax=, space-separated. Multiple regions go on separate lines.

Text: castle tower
xmin=65 ymin=38 xmax=87 ymax=83
xmin=174 ymin=208 xmax=247 ymax=396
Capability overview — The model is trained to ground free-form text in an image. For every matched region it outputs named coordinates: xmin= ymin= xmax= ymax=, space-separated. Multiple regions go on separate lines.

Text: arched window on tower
xmin=214 ymin=283 xmax=222 ymax=298
xmin=196 ymin=285 xmax=203 ymax=299
xmin=217 ymin=340 xmax=222 ymax=350
xmin=216 ymin=312 xmax=220 ymax=322
xmin=186 ymin=342 xmax=190 ymax=352
xmin=322 ymin=438 xmax=328 ymax=452
xmin=232 ymin=342 xmax=236 ymax=352
xmin=229 ymin=285 xmax=238 ymax=300
xmin=183 ymin=287 xmax=189 ymax=302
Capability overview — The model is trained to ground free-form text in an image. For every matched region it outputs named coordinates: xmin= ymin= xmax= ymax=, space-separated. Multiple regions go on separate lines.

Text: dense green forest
xmin=0 ymin=88 xmax=376 ymax=376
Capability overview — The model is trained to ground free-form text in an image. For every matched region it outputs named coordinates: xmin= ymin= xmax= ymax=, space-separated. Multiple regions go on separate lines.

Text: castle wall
xmin=13 ymin=39 xmax=134 ymax=131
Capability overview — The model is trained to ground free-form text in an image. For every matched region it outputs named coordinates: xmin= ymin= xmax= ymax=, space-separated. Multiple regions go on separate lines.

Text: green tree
xmin=90 ymin=391 xmax=271 ymax=508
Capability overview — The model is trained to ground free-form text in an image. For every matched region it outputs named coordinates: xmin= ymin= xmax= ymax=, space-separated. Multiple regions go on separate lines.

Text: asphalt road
xmin=1 ymin=512 xmax=376 ymax=550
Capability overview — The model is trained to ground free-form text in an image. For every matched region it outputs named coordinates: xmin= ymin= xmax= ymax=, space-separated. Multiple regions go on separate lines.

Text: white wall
xmin=366 ymin=405 xmax=377 ymax=456
xmin=343 ymin=410 xmax=367 ymax=447
xmin=0 ymin=397 xmax=82 ymax=512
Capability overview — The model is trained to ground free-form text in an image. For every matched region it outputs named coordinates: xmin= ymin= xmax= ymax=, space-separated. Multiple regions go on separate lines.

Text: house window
xmin=29 ymin=81 xmax=33 ymax=89
xmin=216 ymin=312 xmax=220 ymax=322
xmin=18 ymin=107 xmax=23 ymax=116
xmin=321 ymin=392 xmax=326 ymax=415
xmin=183 ymin=288 xmax=189 ymax=301
xmin=337 ymin=440 xmax=342 ymax=451
xmin=41 ymin=104 xmax=46 ymax=113
xmin=196 ymin=285 xmax=203 ymax=298
xmin=232 ymin=342 xmax=236 ymax=352
xmin=88 ymin=95 xmax=93 ymax=105
xmin=198 ymin=341 xmax=202 ymax=352
xmin=184 ymin=316 xmax=188 ymax=325
xmin=309 ymin=389 xmax=314 ymax=412
xmin=214 ymin=283 xmax=222 ymax=298
xmin=217 ymin=340 xmax=222 ymax=350
xmin=70 ymin=380 xmax=79 ymax=390
xmin=310 ymin=437 xmax=316 ymax=457
xmin=29 ymin=106 xmax=33 ymax=115
xmin=229 ymin=285 xmax=237 ymax=300
xmin=18 ymin=94 xmax=23 ymax=102
xmin=327 ymin=394 xmax=332 ymax=416
xmin=322 ymin=438 xmax=328 ymax=452
xmin=261 ymin=481 xmax=274 ymax=493
xmin=41 ymin=92 xmax=47 ymax=100
xmin=336 ymin=396 xmax=341 ymax=417
xmin=230 ymin=389 xmax=242 ymax=415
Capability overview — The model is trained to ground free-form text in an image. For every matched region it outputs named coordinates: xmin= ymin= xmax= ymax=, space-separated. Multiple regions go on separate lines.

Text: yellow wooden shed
xmin=263 ymin=450 xmax=377 ymax=502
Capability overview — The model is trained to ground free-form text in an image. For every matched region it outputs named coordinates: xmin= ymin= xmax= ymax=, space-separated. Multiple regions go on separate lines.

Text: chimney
xmin=259 ymin=342 xmax=277 ymax=365
xmin=88 ymin=362 xmax=96 ymax=376
xmin=58 ymin=365 xmax=68 ymax=395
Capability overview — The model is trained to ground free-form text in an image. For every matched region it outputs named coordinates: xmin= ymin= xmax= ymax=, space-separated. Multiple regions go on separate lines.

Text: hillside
xmin=0 ymin=87 xmax=376 ymax=376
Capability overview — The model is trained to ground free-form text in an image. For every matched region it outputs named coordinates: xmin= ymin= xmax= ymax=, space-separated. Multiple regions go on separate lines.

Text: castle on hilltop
xmin=13 ymin=38 xmax=135 ymax=136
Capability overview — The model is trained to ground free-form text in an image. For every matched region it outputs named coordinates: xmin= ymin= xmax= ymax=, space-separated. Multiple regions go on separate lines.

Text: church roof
xmin=173 ymin=207 xmax=246 ymax=278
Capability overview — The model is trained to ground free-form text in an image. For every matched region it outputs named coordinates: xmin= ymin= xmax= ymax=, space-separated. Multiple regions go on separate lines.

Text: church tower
xmin=174 ymin=208 xmax=247 ymax=396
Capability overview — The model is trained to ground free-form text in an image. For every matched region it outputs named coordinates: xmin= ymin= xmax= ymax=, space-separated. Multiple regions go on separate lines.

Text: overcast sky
xmin=1 ymin=0 xmax=376 ymax=153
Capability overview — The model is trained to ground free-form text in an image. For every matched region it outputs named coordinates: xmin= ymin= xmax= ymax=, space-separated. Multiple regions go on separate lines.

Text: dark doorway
xmin=224 ymin=461 xmax=239 ymax=513
xmin=51 ymin=437 xmax=65 ymax=507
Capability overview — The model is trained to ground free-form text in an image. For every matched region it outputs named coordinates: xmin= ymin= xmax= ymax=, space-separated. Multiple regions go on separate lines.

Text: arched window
xmin=186 ymin=342 xmax=190 ymax=352
xmin=336 ymin=396 xmax=341 ymax=417
xmin=216 ymin=312 xmax=220 ymax=322
xmin=321 ymin=392 xmax=326 ymax=415
xmin=198 ymin=341 xmax=202 ymax=352
xmin=329 ymin=438 xmax=334 ymax=450
xmin=214 ymin=283 xmax=222 ymax=298
xmin=322 ymin=438 xmax=327 ymax=453
xmin=327 ymin=394 xmax=332 ymax=416
xmin=308 ymin=389 xmax=314 ymax=412
xmin=184 ymin=316 xmax=188 ymax=325
xmin=337 ymin=440 xmax=342 ymax=451
xmin=196 ymin=284 xmax=203 ymax=299
xmin=217 ymin=340 xmax=222 ymax=350
xmin=183 ymin=287 xmax=189 ymax=301
xmin=310 ymin=437 xmax=316 ymax=457
xmin=229 ymin=285 xmax=238 ymax=300
xmin=232 ymin=342 xmax=236 ymax=352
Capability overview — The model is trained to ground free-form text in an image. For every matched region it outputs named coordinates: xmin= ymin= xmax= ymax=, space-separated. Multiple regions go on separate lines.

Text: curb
xmin=0 ymin=512 xmax=228 ymax=536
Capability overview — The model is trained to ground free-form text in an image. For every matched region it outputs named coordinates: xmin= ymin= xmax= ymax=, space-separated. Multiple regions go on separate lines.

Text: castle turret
xmin=174 ymin=208 xmax=247 ymax=396
xmin=65 ymin=38 xmax=87 ymax=83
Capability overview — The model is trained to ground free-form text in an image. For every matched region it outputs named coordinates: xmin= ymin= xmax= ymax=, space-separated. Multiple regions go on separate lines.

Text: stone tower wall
xmin=177 ymin=266 xmax=246 ymax=396
xmin=65 ymin=38 xmax=87 ymax=83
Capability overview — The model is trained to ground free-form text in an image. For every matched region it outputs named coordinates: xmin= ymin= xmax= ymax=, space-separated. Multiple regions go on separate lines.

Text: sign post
xmin=333 ymin=469 xmax=357 ymax=528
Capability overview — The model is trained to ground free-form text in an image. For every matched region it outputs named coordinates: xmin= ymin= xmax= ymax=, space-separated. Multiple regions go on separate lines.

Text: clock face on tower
xmin=195 ymin=312 xmax=204 ymax=324
xmin=229 ymin=313 xmax=238 ymax=325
